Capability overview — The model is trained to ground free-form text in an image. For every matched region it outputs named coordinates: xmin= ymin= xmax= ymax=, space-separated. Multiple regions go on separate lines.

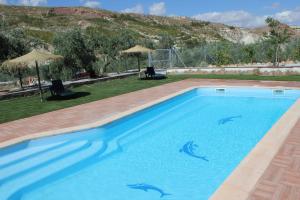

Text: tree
xmin=210 ymin=42 xmax=233 ymax=66
xmin=0 ymin=33 xmax=10 ymax=62
xmin=0 ymin=19 xmax=44 ymax=63
xmin=0 ymin=18 xmax=46 ymax=83
xmin=53 ymin=28 xmax=95 ymax=74
xmin=0 ymin=28 xmax=31 ymax=85
xmin=243 ymin=45 xmax=255 ymax=63
xmin=265 ymin=17 xmax=291 ymax=66
xmin=295 ymin=40 xmax=300 ymax=61
xmin=87 ymin=29 xmax=137 ymax=73
xmin=5 ymin=29 xmax=30 ymax=59
xmin=290 ymin=38 xmax=300 ymax=61
xmin=0 ymin=29 xmax=29 ymax=63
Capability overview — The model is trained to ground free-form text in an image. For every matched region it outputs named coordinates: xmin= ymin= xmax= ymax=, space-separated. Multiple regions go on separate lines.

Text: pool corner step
xmin=0 ymin=141 xmax=89 ymax=183
xmin=0 ymin=141 xmax=68 ymax=169
xmin=0 ymin=141 xmax=104 ymax=200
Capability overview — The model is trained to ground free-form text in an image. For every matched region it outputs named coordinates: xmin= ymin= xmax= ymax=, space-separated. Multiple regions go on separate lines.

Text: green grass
xmin=1 ymin=74 xmax=300 ymax=124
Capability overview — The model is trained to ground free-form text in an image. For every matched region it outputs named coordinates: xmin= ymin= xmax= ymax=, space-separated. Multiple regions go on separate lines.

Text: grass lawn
xmin=1 ymin=74 xmax=300 ymax=124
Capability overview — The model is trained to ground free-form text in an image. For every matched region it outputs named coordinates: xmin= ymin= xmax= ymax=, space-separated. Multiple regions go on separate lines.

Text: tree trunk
xmin=275 ymin=44 xmax=280 ymax=67
xmin=35 ymin=61 xmax=43 ymax=102
xmin=18 ymin=68 xmax=23 ymax=89
xmin=103 ymin=62 xmax=109 ymax=73
xmin=137 ymin=55 xmax=140 ymax=72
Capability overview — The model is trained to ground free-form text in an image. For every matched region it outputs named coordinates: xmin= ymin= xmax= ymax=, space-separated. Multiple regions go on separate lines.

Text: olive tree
xmin=87 ymin=29 xmax=136 ymax=73
xmin=265 ymin=17 xmax=291 ymax=66
xmin=53 ymin=28 xmax=96 ymax=75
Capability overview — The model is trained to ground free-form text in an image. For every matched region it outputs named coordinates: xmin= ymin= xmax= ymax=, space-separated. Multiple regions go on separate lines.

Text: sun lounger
xmin=144 ymin=67 xmax=167 ymax=79
xmin=49 ymin=80 xmax=75 ymax=97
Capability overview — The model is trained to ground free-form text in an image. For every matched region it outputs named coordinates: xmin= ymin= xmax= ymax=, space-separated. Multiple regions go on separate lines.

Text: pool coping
xmin=210 ymin=97 xmax=300 ymax=200
xmin=1 ymin=84 xmax=300 ymax=200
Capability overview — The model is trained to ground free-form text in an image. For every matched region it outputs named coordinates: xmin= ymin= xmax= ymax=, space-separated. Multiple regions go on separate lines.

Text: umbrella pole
xmin=137 ymin=54 xmax=140 ymax=72
xmin=35 ymin=61 xmax=43 ymax=102
xmin=17 ymin=68 xmax=23 ymax=89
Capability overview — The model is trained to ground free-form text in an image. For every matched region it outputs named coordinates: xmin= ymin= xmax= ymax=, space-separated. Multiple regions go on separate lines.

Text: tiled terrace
xmin=248 ymin=120 xmax=300 ymax=200
xmin=1 ymin=78 xmax=300 ymax=199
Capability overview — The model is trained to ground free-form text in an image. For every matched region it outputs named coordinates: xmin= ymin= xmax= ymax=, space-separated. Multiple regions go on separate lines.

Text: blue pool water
xmin=1 ymin=88 xmax=300 ymax=200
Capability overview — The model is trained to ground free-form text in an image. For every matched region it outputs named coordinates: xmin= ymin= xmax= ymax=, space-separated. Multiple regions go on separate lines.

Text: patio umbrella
xmin=1 ymin=50 xmax=64 ymax=102
xmin=120 ymin=45 xmax=153 ymax=72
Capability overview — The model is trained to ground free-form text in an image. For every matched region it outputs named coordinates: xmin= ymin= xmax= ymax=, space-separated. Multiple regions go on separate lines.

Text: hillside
xmin=1 ymin=5 xmax=300 ymax=49
xmin=0 ymin=5 xmax=269 ymax=45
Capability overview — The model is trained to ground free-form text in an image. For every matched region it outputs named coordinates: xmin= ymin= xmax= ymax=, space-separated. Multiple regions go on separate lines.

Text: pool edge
xmin=210 ymin=98 xmax=300 ymax=200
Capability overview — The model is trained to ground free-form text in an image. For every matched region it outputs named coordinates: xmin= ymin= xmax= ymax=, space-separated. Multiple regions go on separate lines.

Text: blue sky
xmin=1 ymin=0 xmax=300 ymax=27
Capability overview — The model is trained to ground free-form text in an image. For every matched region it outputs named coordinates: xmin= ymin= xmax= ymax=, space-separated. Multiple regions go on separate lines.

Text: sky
xmin=0 ymin=0 xmax=300 ymax=28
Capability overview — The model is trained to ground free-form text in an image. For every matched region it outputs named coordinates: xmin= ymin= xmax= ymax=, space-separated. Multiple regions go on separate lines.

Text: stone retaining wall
xmin=168 ymin=66 xmax=300 ymax=76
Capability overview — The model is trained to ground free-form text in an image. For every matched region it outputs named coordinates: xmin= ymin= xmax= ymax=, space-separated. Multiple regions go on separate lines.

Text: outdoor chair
xmin=144 ymin=67 xmax=167 ymax=80
xmin=145 ymin=67 xmax=155 ymax=78
xmin=49 ymin=80 xmax=75 ymax=98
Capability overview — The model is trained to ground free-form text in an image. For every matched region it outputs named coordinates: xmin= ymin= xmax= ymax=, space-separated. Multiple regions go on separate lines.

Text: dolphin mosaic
xmin=180 ymin=141 xmax=208 ymax=161
xmin=127 ymin=183 xmax=171 ymax=198
xmin=218 ymin=115 xmax=242 ymax=125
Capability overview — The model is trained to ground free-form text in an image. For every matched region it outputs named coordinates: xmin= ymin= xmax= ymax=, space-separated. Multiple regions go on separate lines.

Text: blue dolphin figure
xmin=180 ymin=141 xmax=208 ymax=161
xmin=218 ymin=115 xmax=242 ymax=125
xmin=127 ymin=183 xmax=171 ymax=198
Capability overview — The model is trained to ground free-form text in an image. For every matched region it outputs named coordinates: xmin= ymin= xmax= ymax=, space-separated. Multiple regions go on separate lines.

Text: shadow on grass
xmin=46 ymin=92 xmax=91 ymax=101
xmin=140 ymin=76 xmax=167 ymax=80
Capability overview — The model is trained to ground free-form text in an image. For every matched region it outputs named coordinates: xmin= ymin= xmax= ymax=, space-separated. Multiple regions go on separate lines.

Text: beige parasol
xmin=121 ymin=45 xmax=153 ymax=54
xmin=120 ymin=45 xmax=153 ymax=72
xmin=1 ymin=50 xmax=64 ymax=102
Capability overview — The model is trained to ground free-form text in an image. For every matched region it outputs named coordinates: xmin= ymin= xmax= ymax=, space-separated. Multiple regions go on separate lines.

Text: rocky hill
xmin=0 ymin=5 xmax=298 ymax=46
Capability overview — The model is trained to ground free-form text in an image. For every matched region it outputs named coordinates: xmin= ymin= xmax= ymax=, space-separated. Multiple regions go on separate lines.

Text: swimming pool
xmin=1 ymin=87 xmax=300 ymax=200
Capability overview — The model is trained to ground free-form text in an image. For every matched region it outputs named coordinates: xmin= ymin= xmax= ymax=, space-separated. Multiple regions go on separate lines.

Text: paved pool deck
xmin=1 ymin=78 xmax=300 ymax=200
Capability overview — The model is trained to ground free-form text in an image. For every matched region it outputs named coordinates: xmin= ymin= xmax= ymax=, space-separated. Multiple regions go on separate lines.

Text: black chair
xmin=144 ymin=67 xmax=167 ymax=80
xmin=49 ymin=80 xmax=75 ymax=97
xmin=145 ymin=67 xmax=156 ymax=78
